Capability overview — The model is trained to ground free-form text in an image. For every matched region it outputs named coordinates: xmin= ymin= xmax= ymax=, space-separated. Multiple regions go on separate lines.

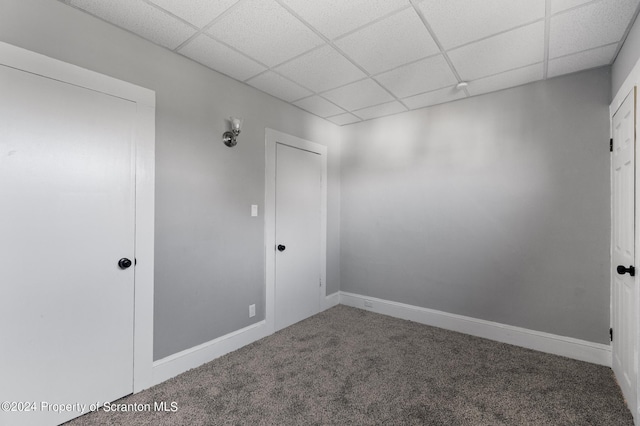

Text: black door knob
xmin=617 ymin=265 xmax=635 ymax=276
xmin=118 ymin=258 xmax=133 ymax=270
xmin=277 ymin=245 xmax=286 ymax=252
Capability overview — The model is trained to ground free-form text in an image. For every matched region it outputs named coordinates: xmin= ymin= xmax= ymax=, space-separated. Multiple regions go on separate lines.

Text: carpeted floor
xmin=65 ymin=305 xmax=633 ymax=425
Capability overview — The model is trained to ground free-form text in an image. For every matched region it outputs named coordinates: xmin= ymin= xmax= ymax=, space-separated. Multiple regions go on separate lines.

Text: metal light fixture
xmin=223 ymin=116 xmax=243 ymax=147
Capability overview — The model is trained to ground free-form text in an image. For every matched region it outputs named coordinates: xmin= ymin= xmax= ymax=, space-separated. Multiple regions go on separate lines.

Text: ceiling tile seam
xmin=443 ymin=17 xmax=546 ymax=54
xmin=189 ymin=32 xmax=272 ymax=71
xmin=301 ymin=77 xmax=371 ymax=99
xmin=408 ymin=1 xmax=465 ymax=87
xmin=543 ymin=0 xmax=551 ymax=79
xmin=173 ymin=0 xmax=247 ymax=52
xmin=351 ymin=105 xmax=412 ymax=124
xmin=548 ymin=41 xmax=620 ymax=62
xmin=244 ymin=68 xmax=272 ymax=82
xmin=610 ymin=2 xmax=640 ymax=65
xmin=163 ymin=50 xmax=288 ymax=104
xmin=550 ymin=0 xmax=605 ymax=17
xmin=398 ymin=84 xmax=465 ymax=103
xmin=313 ymin=95 xmax=352 ymax=115
xmin=547 ymin=64 xmax=612 ymax=81
xmin=244 ymin=66 xmax=320 ymax=99
xmin=471 ymin=61 xmax=545 ymax=84
xmin=367 ymin=75 xmax=423 ymax=108
xmin=173 ymin=31 xmax=205 ymax=53
xmin=369 ymin=52 xmax=444 ymax=78
xmin=292 ymin=91 xmax=350 ymax=116
xmin=351 ymin=100 xmax=407 ymax=117
xmin=171 ymin=50 xmax=267 ymax=94
xmin=330 ymin=4 xmax=413 ymax=42
xmin=325 ymin=112 xmax=357 ymax=120
xmin=244 ymin=74 xmax=313 ymax=104
xmin=58 ymin=3 xmax=198 ymax=51
xmin=266 ymin=44 xmax=328 ymax=74
xmin=272 ymin=0 xmax=411 ymax=110
xmin=284 ymin=99 xmax=341 ymax=123
xmin=140 ymin=0 xmax=201 ymax=32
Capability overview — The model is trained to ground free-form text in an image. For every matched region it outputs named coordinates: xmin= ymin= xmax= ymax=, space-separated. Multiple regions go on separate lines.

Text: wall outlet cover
xmin=249 ymin=304 xmax=256 ymax=318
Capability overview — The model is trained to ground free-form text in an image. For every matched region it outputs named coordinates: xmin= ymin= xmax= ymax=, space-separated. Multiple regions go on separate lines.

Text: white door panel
xmin=0 ymin=65 xmax=135 ymax=425
xmin=274 ymin=143 xmax=322 ymax=330
xmin=612 ymin=87 xmax=637 ymax=417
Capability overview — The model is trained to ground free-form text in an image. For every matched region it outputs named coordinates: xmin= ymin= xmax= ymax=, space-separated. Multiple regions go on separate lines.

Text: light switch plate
xmin=251 ymin=204 xmax=258 ymax=217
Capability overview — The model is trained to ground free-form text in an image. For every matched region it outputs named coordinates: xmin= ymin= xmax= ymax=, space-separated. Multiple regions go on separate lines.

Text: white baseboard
xmin=152 ymin=320 xmax=268 ymax=385
xmin=151 ymin=292 xmax=341 ymax=386
xmin=151 ymin=291 xmax=611 ymax=388
xmin=340 ymin=292 xmax=612 ymax=367
xmin=323 ymin=292 xmax=340 ymax=310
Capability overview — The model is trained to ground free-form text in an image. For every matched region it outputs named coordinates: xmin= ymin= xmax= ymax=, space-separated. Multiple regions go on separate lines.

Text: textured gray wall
xmin=341 ymin=68 xmax=611 ymax=344
xmin=613 ymin=11 xmax=640 ymax=98
xmin=0 ymin=0 xmax=341 ymax=360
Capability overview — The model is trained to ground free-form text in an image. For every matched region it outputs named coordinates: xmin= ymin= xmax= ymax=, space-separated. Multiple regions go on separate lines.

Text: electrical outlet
xmin=364 ymin=300 xmax=373 ymax=308
xmin=249 ymin=304 xmax=256 ymax=318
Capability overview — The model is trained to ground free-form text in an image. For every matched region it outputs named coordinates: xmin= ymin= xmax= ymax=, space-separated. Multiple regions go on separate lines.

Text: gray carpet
xmin=66 ymin=305 xmax=633 ymax=425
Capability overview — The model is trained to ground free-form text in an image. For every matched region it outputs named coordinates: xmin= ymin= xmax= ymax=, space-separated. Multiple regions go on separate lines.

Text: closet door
xmin=0 ymin=63 xmax=136 ymax=426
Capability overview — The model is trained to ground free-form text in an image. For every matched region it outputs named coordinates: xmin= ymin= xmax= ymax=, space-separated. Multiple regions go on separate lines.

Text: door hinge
xmin=610 ymin=138 xmax=613 ymax=152
xmin=610 ymin=327 xmax=613 ymax=342
xmin=319 ymin=277 xmax=322 ymax=287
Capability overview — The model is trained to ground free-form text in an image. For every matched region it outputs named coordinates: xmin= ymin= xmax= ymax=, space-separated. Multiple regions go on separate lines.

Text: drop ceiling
xmin=60 ymin=0 xmax=640 ymax=125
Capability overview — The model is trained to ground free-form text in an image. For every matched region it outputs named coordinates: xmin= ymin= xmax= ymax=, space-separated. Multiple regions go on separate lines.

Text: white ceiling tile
xmin=403 ymin=86 xmax=466 ymax=109
xmin=550 ymin=0 xmax=639 ymax=58
xmin=279 ymin=0 xmax=409 ymax=39
xmin=448 ymin=22 xmax=544 ymax=81
xmin=551 ymin=0 xmax=594 ymax=15
xmin=207 ymin=0 xmax=324 ymax=67
xmin=418 ymin=0 xmax=545 ymax=50
xmin=335 ymin=8 xmax=439 ymax=75
xmin=322 ymin=79 xmax=394 ymax=111
xmin=353 ymin=101 xmax=407 ymax=120
xmin=375 ymin=55 xmax=458 ymax=98
xmin=294 ymin=96 xmax=345 ymax=117
xmin=66 ymin=0 xmax=197 ymax=49
xmin=548 ymin=44 xmax=618 ymax=78
xmin=148 ymin=0 xmax=239 ymax=28
xmin=327 ymin=113 xmax=362 ymax=126
xmin=246 ymin=71 xmax=312 ymax=102
xmin=275 ymin=46 xmax=367 ymax=93
xmin=467 ymin=63 xmax=543 ymax=96
xmin=179 ymin=35 xmax=266 ymax=81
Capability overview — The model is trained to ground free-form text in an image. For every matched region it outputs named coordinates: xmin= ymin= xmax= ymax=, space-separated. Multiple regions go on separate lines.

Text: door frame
xmin=611 ymin=57 xmax=640 ymax=422
xmin=265 ymin=128 xmax=327 ymax=335
xmin=0 ymin=42 xmax=156 ymax=392
xmin=610 ymin=86 xmax=638 ymax=423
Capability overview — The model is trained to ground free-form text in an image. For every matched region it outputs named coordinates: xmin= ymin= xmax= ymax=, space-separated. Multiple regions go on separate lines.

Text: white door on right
xmin=612 ymin=87 xmax=637 ymax=416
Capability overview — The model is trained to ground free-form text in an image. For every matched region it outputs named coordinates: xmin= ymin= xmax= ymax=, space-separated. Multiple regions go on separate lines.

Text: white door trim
xmin=0 ymin=41 xmax=156 ymax=392
xmin=265 ymin=128 xmax=327 ymax=335
xmin=612 ymin=56 xmax=640 ymax=424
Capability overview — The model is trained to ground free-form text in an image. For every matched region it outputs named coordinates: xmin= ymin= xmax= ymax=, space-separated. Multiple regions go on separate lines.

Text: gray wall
xmin=0 ymin=0 xmax=341 ymax=360
xmin=340 ymin=68 xmax=611 ymax=344
xmin=613 ymin=11 xmax=640 ymax=97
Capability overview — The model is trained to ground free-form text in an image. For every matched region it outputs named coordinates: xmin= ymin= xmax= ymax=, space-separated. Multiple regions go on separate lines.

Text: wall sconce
xmin=223 ymin=116 xmax=243 ymax=147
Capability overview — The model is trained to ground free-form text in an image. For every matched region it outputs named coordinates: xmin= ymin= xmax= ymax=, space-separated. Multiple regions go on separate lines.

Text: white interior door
xmin=0 ymin=64 xmax=136 ymax=426
xmin=612 ymin=87 xmax=637 ymax=418
xmin=274 ymin=143 xmax=322 ymax=330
